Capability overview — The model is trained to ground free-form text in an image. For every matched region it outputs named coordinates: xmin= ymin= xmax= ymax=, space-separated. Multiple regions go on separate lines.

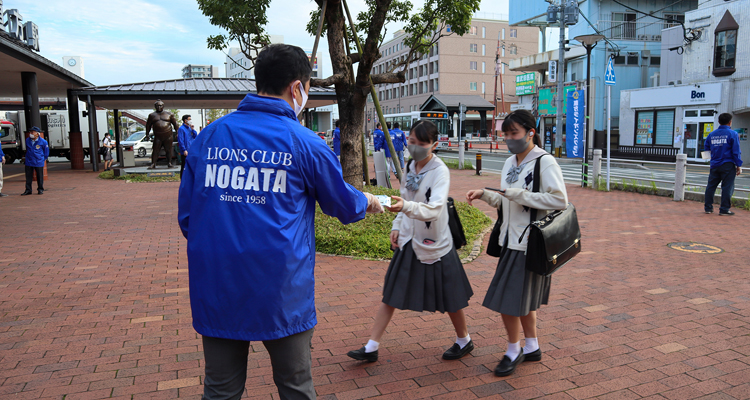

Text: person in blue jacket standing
xmin=332 ymin=120 xmax=341 ymax=160
xmin=177 ymin=114 xmax=197 ymax=179
xmin=391 ymin=122 xmax=406 ymax=169
xmin=373 ymin=122 xmax=393 ymax=175
xmin=178 ymin=44 xmax=383 ymax=400
xmin=704 ymin=113 xmax=742 ymax=215
xmin=22 ymin=126 xmax=49 ymax=195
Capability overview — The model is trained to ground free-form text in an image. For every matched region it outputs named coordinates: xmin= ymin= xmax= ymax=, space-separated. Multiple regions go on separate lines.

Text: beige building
xmin=367 ymin=18 xmax=538 ymax=135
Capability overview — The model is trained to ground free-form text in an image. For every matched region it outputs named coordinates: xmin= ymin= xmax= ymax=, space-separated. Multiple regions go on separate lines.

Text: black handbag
xmin=486 ymin=206 xmax=503 ymax=257
xmin=98 ymin=146 xmax=108 ymax=156
xmin=447 ymin=197 xmax=467 ymax=250
xmin=520 ymin=155 xmax=581 ymax=276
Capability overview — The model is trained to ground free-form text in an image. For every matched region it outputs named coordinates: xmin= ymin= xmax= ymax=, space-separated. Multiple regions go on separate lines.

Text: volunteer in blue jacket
xmin=704 ymin=112 xmax=743 ymax=215
xmin=177 ymin=114 xmax=197 ymax=178
xmin=373 ymin=123 xmax=394 ymax=175
xmin=178 ymin=44 xmax=383 ymax=400
xmin=22 ymin=126 xmax=49 ymax=196
xmin=391 ymin=122 xmax=406 ymax=169
xmin=332 ymin=120 xmax=341 ymax=160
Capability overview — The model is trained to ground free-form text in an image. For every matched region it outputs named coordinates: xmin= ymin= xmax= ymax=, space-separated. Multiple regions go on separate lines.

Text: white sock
xmin=523 ymin=337 xmax=539 ymax=354
xmin=456 ymin=334 xmax=471 ymax=349
xmin=505 ymin=341 xmax=521 ymax=360
xmin=364 ymin=339 xmax=379 ymax=353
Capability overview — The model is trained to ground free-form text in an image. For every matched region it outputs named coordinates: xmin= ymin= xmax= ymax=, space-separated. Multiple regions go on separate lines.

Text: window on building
xmin=470 ymin=26 xmax=477 ymax=35
xmin=482 ymin=44 xmax=486 ymax=56
xmin=635 ymin=110 xmax=675 ymax=146
xmin=482 ymin=82 xmax=486 ymax=94
xmin=482 ymin=62 xmax=486 ymax=73
xmin=430 ymin=80 xmax=434 ymax=92
xmin=470 ymin=44 xmax=477 ymax=53
xmin=470 ymin=61 xmax=477 ymax=70
xmin=612 ymin=12 xmax=637 ymax=40
xmin=510 ymin=45 xmax=517 ymax=55
xmin=650 ymin=56 xmax=661 ymax=66
xmin=470 ymin=82 xmax=477 ymax=91
xmin=713 ymin=10 xmax=738 ymax=77
xmin=502 ymin=63 xmax=505 ymax=74
xmin=434 ymin=79 xmax=439 ymax=92
xmin=502 ymin=47 xmax=505 ymax=57
xmin=435 ymin=61 xmax=439 ymax=73
xmin=482 ymin=27 xmax=486 ymax=38
xmin=510 ymin=29 xmax=517 ymax=38
xmin=627 ymin=53 xmax=638 ymax=65
xmin=502 ymin=28 xmax=505 ymax=40
xmin=663 ymin=14 xmax=684 ymax=29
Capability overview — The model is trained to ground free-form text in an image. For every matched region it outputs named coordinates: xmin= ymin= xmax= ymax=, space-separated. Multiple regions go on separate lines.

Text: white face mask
xmin=186 ymin=120 xmax=192 ymax=126
xmin=291 ymin=81 xmax=308 ymax=117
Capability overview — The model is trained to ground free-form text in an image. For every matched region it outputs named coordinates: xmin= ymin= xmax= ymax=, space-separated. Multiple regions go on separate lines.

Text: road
xmin=436 ymin=151 xmax=750 ymax=199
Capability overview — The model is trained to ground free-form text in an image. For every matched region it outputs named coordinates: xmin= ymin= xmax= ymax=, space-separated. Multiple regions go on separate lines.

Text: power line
xmin=577 ymin=8 xmax=621 ymax=53
xmin=594 ymin=0 xmax=688 ymax=37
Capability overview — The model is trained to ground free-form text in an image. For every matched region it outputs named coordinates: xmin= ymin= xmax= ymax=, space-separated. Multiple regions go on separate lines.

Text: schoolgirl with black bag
xmin=347 ymin=120 xmax=475 ymax=364
xmin=466 ymin=110 xmax=569 ymax=378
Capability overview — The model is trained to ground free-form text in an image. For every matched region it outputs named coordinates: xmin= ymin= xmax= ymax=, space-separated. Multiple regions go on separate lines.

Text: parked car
xmin=120 ymin=131 xmax=151 ymax=158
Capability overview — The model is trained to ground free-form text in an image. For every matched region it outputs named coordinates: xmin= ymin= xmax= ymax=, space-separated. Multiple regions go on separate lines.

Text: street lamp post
xmin=574 ymin=34 xmax=604 ymax=188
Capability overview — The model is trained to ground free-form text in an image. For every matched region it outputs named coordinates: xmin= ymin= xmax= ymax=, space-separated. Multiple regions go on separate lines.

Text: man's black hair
xmin=393 ymin=122 xmax=400 ymax=129
xmin=255 ymin=44 xmax=312 ymax=96
xmin=386 ymin=122 xmax=392 ymax=130
xmin=335 ymin=120 xmax=339 ymax=128
xmin=182 ymin=114 xmax=191 ymax=122
xmin=376 ymin=122 xmax=382 ymax=129
xmin=718 ymin=113 xmax=732 ymax=126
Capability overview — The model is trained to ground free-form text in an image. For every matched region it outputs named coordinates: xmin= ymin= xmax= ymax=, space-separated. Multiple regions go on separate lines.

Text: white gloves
xmin=363 ymin=192 xmax=384 ymax=214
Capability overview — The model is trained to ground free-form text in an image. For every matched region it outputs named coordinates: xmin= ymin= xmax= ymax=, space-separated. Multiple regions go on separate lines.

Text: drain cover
xmin=668 ymin=242 xmax=723 ymax=254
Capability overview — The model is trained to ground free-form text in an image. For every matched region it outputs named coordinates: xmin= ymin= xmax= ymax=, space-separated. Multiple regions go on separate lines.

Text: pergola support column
xmin=67 ymin=90 xmax=84 ymax=170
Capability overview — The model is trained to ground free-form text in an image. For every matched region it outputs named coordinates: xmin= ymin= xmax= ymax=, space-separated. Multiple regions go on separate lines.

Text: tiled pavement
xmin=1 ymin=160 xmax=749 ymax=400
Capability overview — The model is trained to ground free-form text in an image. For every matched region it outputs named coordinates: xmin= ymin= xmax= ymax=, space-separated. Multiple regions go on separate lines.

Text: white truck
xmin=0 ymin=109 xmax=108 ymax=163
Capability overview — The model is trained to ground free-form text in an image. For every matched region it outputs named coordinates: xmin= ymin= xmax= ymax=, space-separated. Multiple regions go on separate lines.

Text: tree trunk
xmin=323 ymin=0 xmax=368 ymax=190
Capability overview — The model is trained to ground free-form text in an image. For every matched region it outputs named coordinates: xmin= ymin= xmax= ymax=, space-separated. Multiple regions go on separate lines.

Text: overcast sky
xmin=19 ymin=0 xmax=510 ymax=86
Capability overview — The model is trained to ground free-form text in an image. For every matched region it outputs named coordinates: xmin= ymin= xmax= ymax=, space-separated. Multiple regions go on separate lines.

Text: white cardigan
xmin=481 ymin=146 xmax=568 ymax=252
xmin=392 ymin=156 xmax=452 ymax=263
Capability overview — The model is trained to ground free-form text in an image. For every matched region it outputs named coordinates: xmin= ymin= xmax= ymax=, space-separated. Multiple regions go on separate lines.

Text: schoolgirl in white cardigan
xmin=467 ymin=109 xmax=568 ymax=377
xmin=347 ymin=120 xmax=475 ymax=363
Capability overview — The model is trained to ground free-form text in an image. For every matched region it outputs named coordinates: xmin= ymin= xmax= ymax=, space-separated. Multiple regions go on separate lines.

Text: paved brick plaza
xmin=1 ymin=161 xmax=749 ymax=399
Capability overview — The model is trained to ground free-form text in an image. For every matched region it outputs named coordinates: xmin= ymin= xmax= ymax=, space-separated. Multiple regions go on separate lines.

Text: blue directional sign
xmin=605 ymin=57 xmax=616 ymax=86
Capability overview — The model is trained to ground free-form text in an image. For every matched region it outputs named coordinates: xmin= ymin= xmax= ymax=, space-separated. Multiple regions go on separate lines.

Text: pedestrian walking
xmin=102 ymin=133 xmax=114 ymax=171
xmin=0 ymin=145 xmax=7 ymax=197
xmin=347 ymin=120 xmax=474 ymax=363
xmin=333 ymin=120 xmax=341 ymax=161
xmin=466 ymin=110 xmax=568 ymax=377
xmin=22 ymin=127 xmax=49 ymax=196
xmin=177 ymin=114 xmax=196 ymax=178
xmin=391 ymin=122 xmax=406 ymax=169
xmin=178 ymin=44 xmax=384 ymax=400
xmin=704 ymin=113 xmax=742 ymax=216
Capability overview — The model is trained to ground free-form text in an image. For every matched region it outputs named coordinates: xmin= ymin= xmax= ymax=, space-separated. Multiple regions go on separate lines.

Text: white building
xmin=182 ymin=64 xmax=220 ymax=79
xmin=62 ymin=56 xmax=84 ymax=78
xmin=619 ymin=0 xmax=749 ymax=164
xmin=224 ymin=36 xmax=322 ymax=80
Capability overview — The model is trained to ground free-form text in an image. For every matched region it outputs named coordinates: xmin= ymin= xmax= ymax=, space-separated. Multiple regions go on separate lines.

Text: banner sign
xmin=566 ymin=90 xmax=585 ymax=158
xmin=538 ymin=84 xmax=577 ymax=116
xmin=515 ymin=73 xmax=535 ymax=96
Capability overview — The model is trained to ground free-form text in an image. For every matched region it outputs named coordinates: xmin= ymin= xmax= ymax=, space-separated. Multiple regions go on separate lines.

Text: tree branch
xmin=310 ymin=73 xmax=346 ymax=87
xmin=371 ymin=72 xmax=406 ymax=85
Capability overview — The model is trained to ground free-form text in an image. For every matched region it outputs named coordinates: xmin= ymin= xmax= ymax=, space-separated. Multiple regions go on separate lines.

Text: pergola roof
xmin=71 ymin=78 xmax=338 ymax=110
xmin=0 ymin=31 xmax=92 ymax=99
xmin=420 ymin=94 xmax=496 ymax=112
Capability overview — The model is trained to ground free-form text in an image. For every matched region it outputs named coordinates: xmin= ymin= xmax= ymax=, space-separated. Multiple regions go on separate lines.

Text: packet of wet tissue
xmin=375 ymin=195 xmax=391 ymax=208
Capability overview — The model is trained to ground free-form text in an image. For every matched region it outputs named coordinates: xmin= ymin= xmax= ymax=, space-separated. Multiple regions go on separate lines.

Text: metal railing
xmin=596 ymin=20 xmax=666 ymax=42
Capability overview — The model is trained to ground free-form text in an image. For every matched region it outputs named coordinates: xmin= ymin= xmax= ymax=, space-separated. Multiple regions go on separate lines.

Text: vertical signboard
xmin=515 ymin=73 xmax=536 ymax=96
xmin=566 ymin=90 xmax=585 ymax=158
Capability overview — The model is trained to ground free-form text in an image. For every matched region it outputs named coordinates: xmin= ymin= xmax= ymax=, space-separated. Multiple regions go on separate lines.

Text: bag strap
xmin=518 ymin=154 xmax=546 ymax=244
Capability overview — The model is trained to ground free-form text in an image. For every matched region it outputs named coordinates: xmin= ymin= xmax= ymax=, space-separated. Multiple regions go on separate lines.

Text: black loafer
xmin=21 ymin=192 xmax=32 ymax=196
xmin=719 ymin=210 xmax=735 ymax=216
xmin=494 ymin=353 xmax=525 ymax=377
xmin=523 ymin=349 xmax=542 ymax=362
xmin=442 ymin=341 xmax=474 ymax=360
xmin=347 ymin=347 xmax=378 ymax=362
xmin=37 ymin=190 xmax=43 ymax=195
xmin=0 ymin=193 xmax=8 ymax=197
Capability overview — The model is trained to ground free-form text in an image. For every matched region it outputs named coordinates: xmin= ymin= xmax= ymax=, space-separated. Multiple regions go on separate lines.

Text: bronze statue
xmin=145 ymin=100 xmax=179 ymax=169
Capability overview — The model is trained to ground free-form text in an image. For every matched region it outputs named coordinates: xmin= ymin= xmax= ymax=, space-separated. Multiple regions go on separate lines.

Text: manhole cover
xmin=668 ymin=242 xmax=723 ymax=254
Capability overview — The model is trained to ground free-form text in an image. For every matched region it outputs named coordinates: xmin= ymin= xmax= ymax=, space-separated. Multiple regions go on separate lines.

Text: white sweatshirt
xmin=392 ymin=156 xmax=452 ymax=263
xmin=481 ymin=146 xmax=568 ymax=252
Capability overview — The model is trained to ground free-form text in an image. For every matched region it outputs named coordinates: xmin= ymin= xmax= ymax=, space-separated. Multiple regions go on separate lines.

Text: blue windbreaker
xmin=391 ymin=128 xmax=405 ymax=152
xmin=178 ymin=124 xmax=197 ymax=153
xmin=333 ymin=128 xmax=341 ymax=156
xmin=0 ymin=145 xmax=4 ymax=160
xmin=373 ymin=129 xmax=391 ymax=157
xmin=25 ymin=137 xmax=49 ymax=167
xmin=704 ymin=125 xmax=743 ymax=168
xmin=178 ymin=94 xmax=368 ymax=341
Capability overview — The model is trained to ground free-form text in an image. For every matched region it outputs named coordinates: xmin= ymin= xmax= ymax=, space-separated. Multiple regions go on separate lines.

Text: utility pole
xmin=548 ymin=0 xmax=577 ymax=156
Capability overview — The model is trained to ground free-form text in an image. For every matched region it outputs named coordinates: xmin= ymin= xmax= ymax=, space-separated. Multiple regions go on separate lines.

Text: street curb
xmin=460 ymin=224 xmax=493 ymax=264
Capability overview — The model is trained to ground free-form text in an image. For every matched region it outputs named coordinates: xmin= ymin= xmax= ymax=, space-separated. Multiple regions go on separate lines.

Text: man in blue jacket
xmin=22 ymin=126 xmax=49 ymax=195
xmin=332 ymin=120 xmax=341 ymax=160
xmin=704 ymin=113 xmax=742 ymax=216
xmin=177 ymin=114 xmax=197 ymax=178
xmin=178 ymin=44 xmax=383 ymax=400
xmin=390 ymin=122 xmax=406 ymax=169
xmin=373 ymin=122 xmax=393 ymax=175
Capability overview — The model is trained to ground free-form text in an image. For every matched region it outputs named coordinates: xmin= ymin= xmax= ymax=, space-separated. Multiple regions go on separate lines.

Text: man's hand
xmin=737 ymin=166 xmax=742 ymax=176
xmin=184 ymin=151 xmax=188 ymax=157
xmin=386 ymin=196 xmax=404 ymax=213
xmin=466 ymin=189 xmax=485 ymax=206
xmin=1 ymin=156 xmax=5 ymax=165
xmin=363 ymin=192 xmax=384 ymax=214
xmin=389 ymin=230 xmax=399 ymax=250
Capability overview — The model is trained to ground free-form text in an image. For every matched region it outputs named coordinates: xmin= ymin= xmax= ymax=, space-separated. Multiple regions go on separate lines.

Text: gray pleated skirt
xmin=382 ymin=241 xmax=473 ymax=313
xmin=482 ymin=248 xmax=551 ymax=317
